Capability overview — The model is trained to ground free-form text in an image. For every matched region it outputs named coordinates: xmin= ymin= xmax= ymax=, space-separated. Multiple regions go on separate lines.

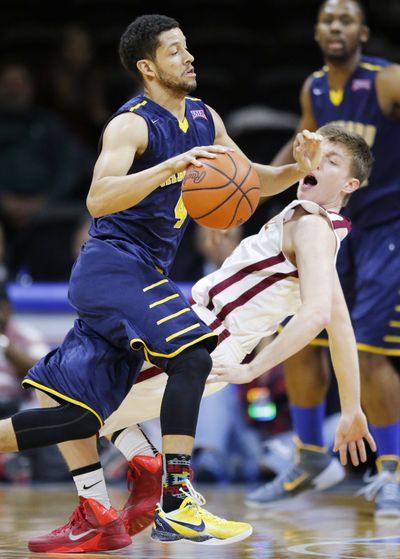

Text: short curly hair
xmin=119 ymin=14 xmax=180 ymax=78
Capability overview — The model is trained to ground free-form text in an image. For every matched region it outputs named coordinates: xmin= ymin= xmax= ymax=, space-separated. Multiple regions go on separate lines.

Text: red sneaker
xmin=28 ymin=497 xmax=132 ymax=553
xmin=120 ymin=454 xmax=162 ymax=535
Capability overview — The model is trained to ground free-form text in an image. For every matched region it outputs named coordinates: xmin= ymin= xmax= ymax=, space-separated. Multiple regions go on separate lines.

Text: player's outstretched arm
xmin=326 ymin=273 xmax=376 ymax=466
xmin=208 ymin=105 xmax=322 ymax=197
xmin=207 ymin=212 xmax=336 ymax=384
xmin=252 ymin=129 xmax=323 ymax=196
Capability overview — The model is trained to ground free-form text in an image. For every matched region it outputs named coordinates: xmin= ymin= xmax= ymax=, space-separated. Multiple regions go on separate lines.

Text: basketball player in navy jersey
xmin=246 ymin=0 xmax=400 ymax=517
xmin=0 ymin=15 xmax=323 ymax=552
xmin=26 ymin=125 xmax=376 ymax=551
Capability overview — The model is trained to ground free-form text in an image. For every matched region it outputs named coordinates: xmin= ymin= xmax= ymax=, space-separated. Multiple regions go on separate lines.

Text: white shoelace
xmin=179 ymin=480 xmax=206 ymax=507
xmin=356 ymin=470 xmax=396 ymax=501
xmin=179 ymin=480 xmax=231 ymax=526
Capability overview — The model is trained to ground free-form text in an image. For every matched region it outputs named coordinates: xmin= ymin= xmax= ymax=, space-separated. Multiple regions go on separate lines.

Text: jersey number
xmin=174 ymin=194 xmax=188 ymax=229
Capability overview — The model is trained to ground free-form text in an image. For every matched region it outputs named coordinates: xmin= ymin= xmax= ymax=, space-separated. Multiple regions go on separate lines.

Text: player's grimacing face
xmin=315 ymin=0 xmax=368 ymax=62
xmin=153 ymin=28 xmax=196 ymax=94
xmin=297 ymin=140 xmax=354 ymax=207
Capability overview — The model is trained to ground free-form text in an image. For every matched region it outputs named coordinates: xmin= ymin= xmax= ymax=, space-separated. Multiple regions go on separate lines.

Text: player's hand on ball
xmin=293 ymin=130 xmax=323 ymax=174
xmin=182 ymin=150 xmax=260 ymax=229
xmin=207 ymin=363 xmax=255 ymax=384
xmin=333 ymin=408 xmax=376 ymax=467
xmin=170 ymin=145 xmax=233 ymax=173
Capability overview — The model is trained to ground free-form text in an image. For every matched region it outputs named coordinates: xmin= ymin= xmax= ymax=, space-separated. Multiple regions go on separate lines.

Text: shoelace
xmin=52 ymin=504 xmax=86 ymax=535
xmin=179 ymin=479 xmax=206 ymax=506
xmin=356 ymin=470 xmax=397 ymax=501
xmin=179 ymin=481 xmax=230 ymax=525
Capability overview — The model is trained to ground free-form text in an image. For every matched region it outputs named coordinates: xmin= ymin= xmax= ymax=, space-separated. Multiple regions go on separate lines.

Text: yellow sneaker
xmin=151 ymin=481 xmax=252 ymax=545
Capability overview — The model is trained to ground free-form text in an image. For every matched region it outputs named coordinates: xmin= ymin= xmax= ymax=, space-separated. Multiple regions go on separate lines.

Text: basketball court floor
xmin=0 ymin=480 xmax=399 ymax=558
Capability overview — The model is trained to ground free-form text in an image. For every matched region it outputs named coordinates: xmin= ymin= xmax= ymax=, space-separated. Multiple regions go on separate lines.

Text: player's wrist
xmin=293 ymin=161 xmax=311 ymax=176
xmin=340 ymin=405 xmax=362 ymax=417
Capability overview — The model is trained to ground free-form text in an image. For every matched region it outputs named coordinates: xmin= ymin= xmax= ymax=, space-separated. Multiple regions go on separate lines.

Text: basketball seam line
xmin=183 ymin=153 xmax=259 ymax=226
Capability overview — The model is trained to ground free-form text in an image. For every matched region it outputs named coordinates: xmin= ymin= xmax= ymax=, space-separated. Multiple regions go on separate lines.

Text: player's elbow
xmin=86 ymin=192 xmax=104 ymax=218
xmin=309 ymin=306 xmax=331 ymax=332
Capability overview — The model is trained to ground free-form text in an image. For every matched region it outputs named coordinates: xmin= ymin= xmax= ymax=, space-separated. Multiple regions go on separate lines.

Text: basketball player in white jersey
xmin=29 ymin=124 xmax=376 ymax=550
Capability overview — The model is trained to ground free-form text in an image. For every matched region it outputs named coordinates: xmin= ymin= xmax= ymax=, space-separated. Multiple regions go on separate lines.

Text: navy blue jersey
xmin=309 ymin=55 xmax=400 ymax=227
xmin=24 ymin=240 xmax=218 ymax=422
xmin=89 ymin=95 xmax=215 ymax=273
xmin=22 ymin=94 xmax=218 ymax=423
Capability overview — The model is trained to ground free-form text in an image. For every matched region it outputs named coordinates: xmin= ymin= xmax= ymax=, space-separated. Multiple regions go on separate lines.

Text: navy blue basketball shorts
xmin=23 ymin=238 xmax=218 ymax=424
xmin=311 ymin=219 xmax=400 ymax=356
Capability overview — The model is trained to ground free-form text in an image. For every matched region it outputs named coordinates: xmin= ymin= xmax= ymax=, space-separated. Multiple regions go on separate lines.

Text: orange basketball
xmin=181 ymin=151 xmax=260 ymax=229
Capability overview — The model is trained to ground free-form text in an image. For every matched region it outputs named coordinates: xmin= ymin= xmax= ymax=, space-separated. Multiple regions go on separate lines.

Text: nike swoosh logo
xmin=83 ymin=480 xmax=102 ymax=490
xmin=69 ymin=529 xmax=97 ymax=541
xmin=169 ymin=518 xmax=206 ymax=532
xmin=151 ymin=118 xmax=159 ymax=124
xmin=283 ymin=473 xmax=309 ymax=491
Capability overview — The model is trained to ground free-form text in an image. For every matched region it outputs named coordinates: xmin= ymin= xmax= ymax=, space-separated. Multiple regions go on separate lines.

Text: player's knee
xmin=12 ymin=403 xmax=100 ymax=451
xmin=166 ymin=344 xmax=212 ymax=384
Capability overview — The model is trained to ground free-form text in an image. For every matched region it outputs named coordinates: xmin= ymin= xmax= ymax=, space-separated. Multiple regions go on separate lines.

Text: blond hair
xmin=317 ymin=123 xmax=374 ymax=185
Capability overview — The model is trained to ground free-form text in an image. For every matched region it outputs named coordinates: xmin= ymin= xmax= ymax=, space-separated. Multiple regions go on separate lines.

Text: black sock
xmin=161 ymin=453 xmax=191 ymax=512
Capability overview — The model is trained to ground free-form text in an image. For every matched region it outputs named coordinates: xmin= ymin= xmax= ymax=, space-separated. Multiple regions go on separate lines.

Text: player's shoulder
xmin=116 ymin=94 xmax=149 ymax=113
xmin=301 ymin=71 xmax=323 ymax=99
xmin=359 ymin=55 xmax=392 ymax=72
xmin=103 ymin=110 xmax=147 ymax=142
xmin=358 ymin=55 xmax=400 ymax=82
xmin=302 ymin=64 xmax=328 ymax=91
xmin=284 ymin=200 xmax=327 ymax=219
xmin=290 ymin=203 xmax=334 ymax=235
xmin=96 ymin=110 xmax=148 ymax=156
xmin=290 ymin=211 xmax=336 ymax=258
xmin=109 ymin=94 xmax=160 ymax=126
xmin=376 ymin=61 xmax=400 ymax=82
xmin=310 ymin=65 xmax=328 ymax=80
xmin=294 ymin=207 xmax=330 ymax=226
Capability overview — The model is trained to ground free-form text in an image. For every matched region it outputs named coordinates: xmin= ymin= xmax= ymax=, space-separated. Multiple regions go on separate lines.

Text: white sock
xmin=73 ymin=466 xmax=111 ymax=509
xmin=113 ymin=424 xmax=158 ymax=460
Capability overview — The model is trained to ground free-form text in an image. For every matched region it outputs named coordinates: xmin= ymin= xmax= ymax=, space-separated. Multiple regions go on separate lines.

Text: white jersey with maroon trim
xmin=100 ymin=199 xmax=351 ymax=436
xmin=192 ymin=199 xmax=351 ymax=357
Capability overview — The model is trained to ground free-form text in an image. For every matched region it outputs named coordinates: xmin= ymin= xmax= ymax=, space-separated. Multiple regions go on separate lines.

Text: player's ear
xmin=136 ymin=59 xmax=156 ymax=78
xmin=343 ymin=178 xmax=360 ymax=194
xmin=360 ymin=25 xmax=370 ymax=45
